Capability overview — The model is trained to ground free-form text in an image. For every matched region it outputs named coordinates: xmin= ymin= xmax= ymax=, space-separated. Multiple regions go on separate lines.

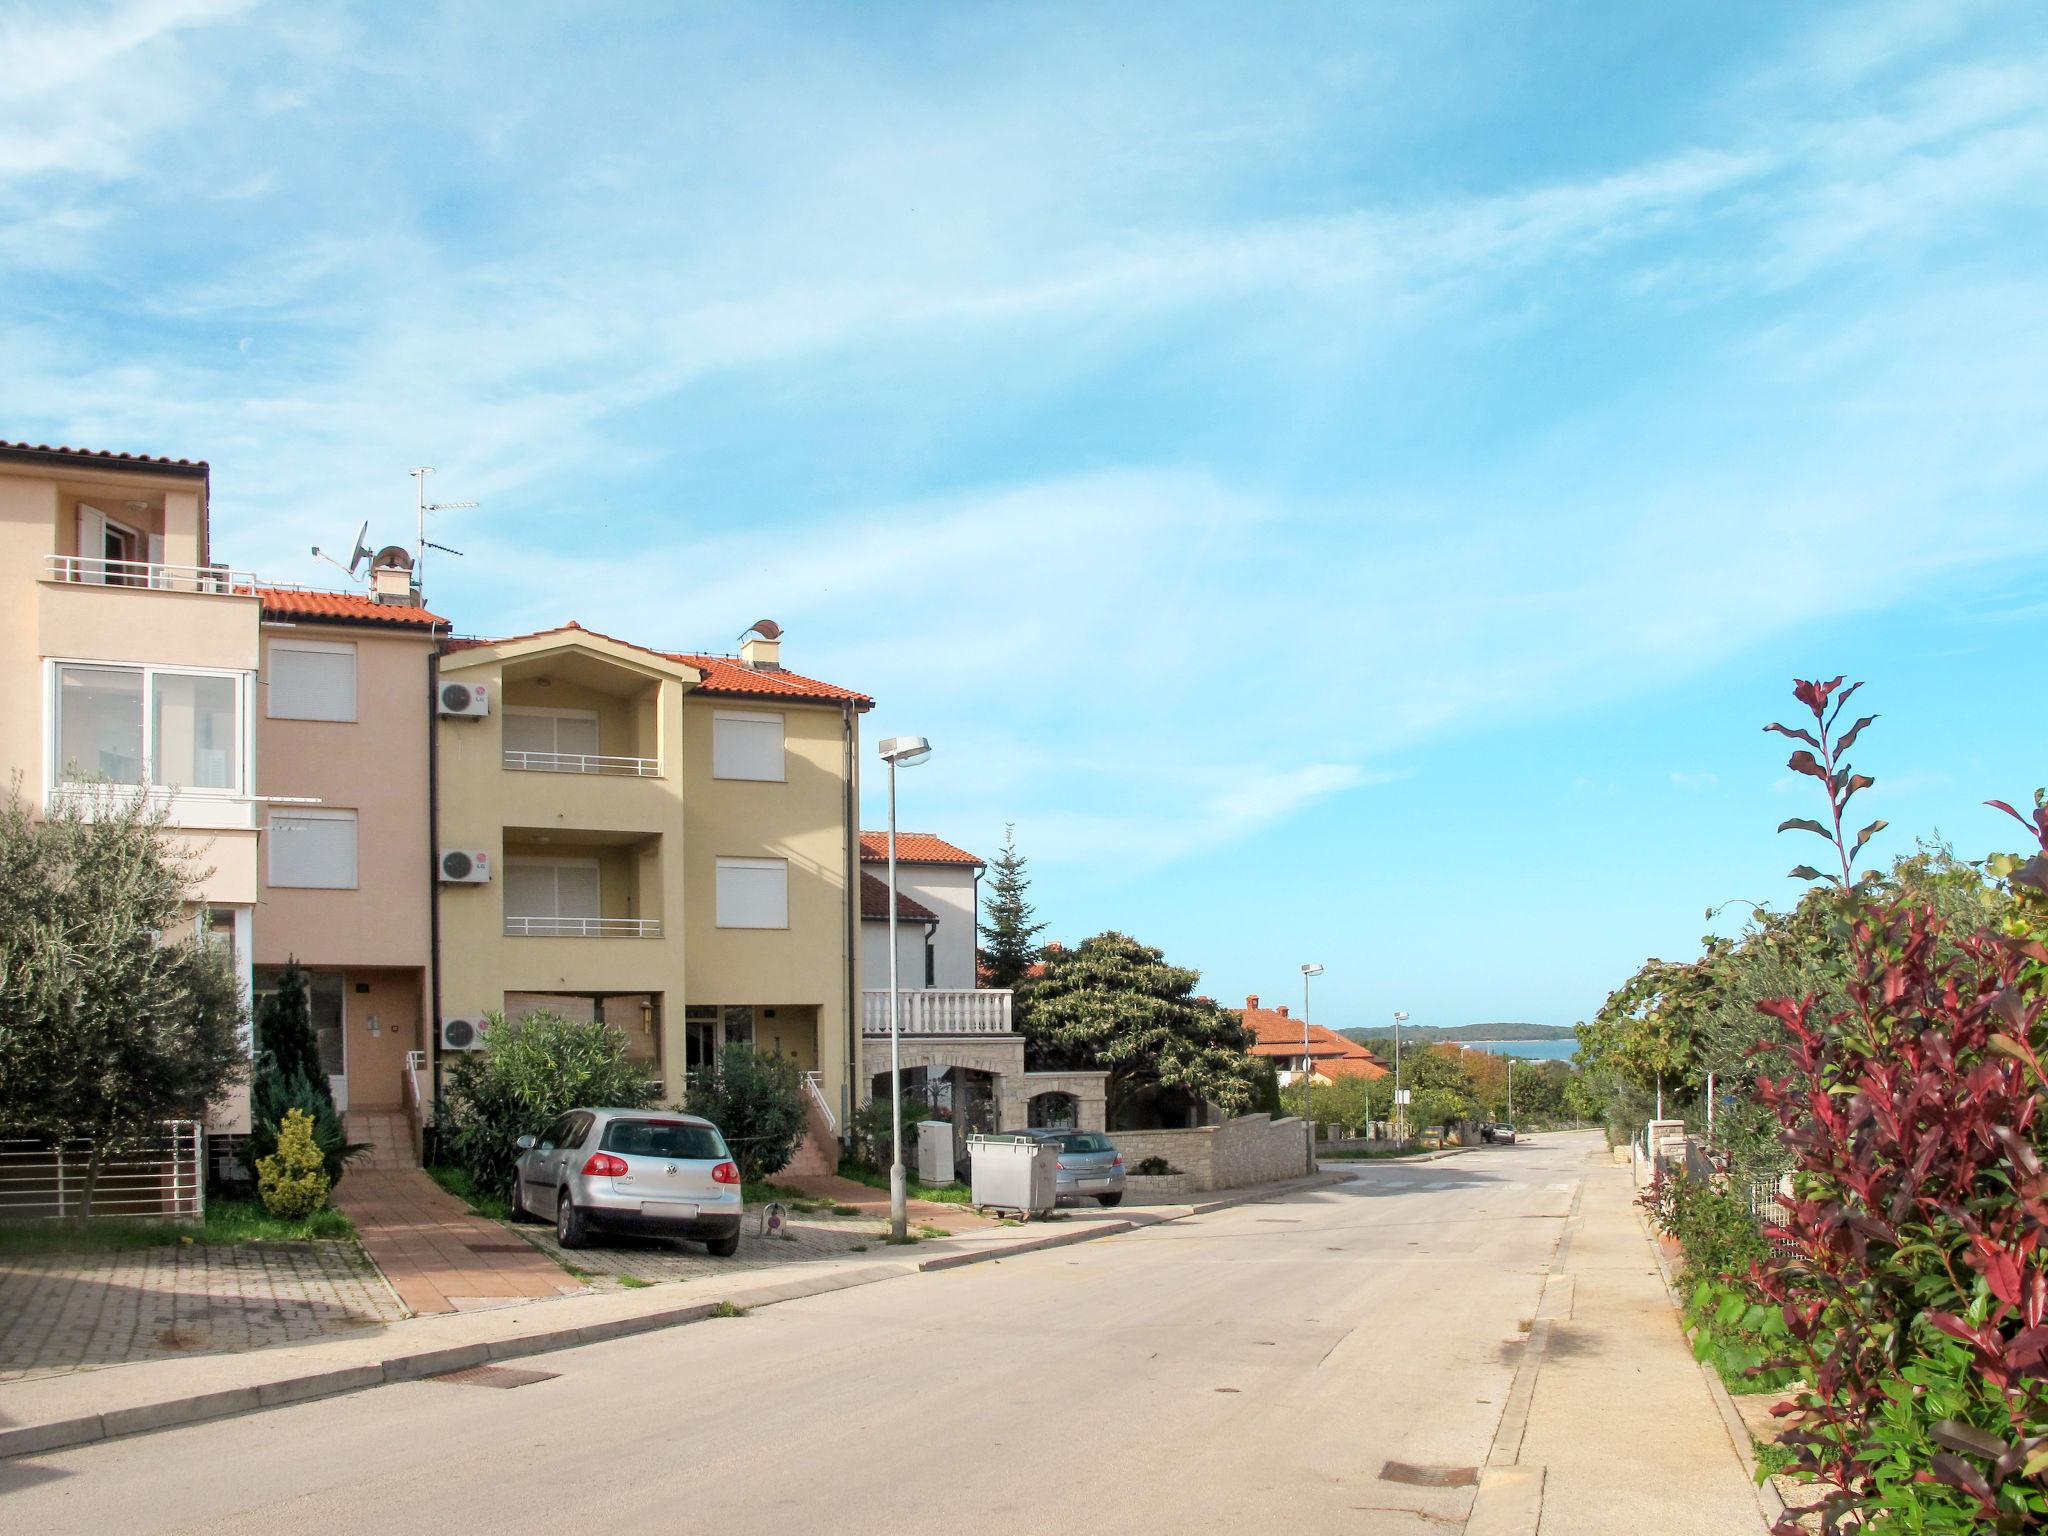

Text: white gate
xmin=0 ymin=1120 xmax=205 ymax=1223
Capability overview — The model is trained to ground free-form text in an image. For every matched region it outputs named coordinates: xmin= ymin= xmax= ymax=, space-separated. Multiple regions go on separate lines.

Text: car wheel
xmin=705 ymin=1232 xmax=740 ymax=1258
xmin=508 ymin=1173 xmax=527 ymax=1222
xmin=555 ymin=1189 xmax=587 ymax=1249
xmin=1097 ymin=1193 xmax=1123 ymax=1208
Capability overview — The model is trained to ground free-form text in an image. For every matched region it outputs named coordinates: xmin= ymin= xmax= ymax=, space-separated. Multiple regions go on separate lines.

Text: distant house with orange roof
xmin=1240 ymin=993 xmax=1388 ymax=1085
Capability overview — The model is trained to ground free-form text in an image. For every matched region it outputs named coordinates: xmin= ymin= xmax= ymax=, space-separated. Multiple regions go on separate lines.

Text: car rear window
xmin=600 ymin=1120 xmax=728 ymax=1160
xmin=1059 ymin=1133 xmax=1114 ymax=1153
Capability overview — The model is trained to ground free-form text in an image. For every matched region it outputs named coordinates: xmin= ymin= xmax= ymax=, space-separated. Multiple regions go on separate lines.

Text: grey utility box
xmin=966 ymin=1133 xmax=1058 ymax=1218
xmin=917 ymin=1119 xmax=956 ymax=1185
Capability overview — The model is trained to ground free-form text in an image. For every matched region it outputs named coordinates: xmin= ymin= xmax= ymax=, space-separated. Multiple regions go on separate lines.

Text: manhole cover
xmin=431 ymin=1365 xmax=559 ymax=1389
xmin=1379 ymin=1462 xmax=1478 ymax=1488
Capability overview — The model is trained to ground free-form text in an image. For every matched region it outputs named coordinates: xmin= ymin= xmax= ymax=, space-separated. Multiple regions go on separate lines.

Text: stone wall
xmin=1107 ymin=1112 xmax=1309 ymax=1193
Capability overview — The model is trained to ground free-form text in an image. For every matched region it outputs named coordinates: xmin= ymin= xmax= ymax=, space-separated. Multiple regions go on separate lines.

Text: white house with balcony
xmin=857 ymin=828 xmax=1106 ymax=1145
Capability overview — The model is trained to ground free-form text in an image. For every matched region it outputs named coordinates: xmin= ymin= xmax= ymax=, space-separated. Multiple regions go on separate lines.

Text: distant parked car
xmin=1481 ymin=1123 xmax=1518 ymax=1145
xmin=510 ymin=1108 xmax=744 ymax=1255
xmin=1010 ymin=1128 xmax=1126 ymax=1207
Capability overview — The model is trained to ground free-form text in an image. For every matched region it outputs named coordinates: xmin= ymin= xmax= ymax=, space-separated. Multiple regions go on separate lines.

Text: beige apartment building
xmin=433 ymin=619 xmax=872 ymax=1134
xmin=0 ymin=442 xmax=263 ymax=1127
xmin=251 ymin=561 xmax=447 ymax=1120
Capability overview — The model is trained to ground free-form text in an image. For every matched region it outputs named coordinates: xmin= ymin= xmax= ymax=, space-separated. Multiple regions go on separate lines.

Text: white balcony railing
xmin=44 ymin=554 xmax=255 ymax=595
xmin=862 ymin=988 xmax=1014 ymax=1036
xmin=504 ymin=915 xmax=663 ymax=938
xmin=503 ymin=749 xmax=659 ymax=777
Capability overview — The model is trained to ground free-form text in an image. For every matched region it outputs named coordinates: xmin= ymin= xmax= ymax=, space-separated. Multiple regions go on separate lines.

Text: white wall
xmin=884 ymin=863 xmax=980 ymax=989
xmin=861 ymin=915 xmax=933 ymax=993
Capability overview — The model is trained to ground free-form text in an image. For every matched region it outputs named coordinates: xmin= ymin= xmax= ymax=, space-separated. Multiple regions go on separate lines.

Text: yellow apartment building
xmin=433 ymin=619 xmax=871 ymax=1138
xmin=0 ymin=441 xmax=262 ymax=1129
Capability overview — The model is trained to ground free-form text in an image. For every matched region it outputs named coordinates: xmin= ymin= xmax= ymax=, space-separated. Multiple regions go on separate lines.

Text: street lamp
xmin=1299 ymin=964 xmax=1323 ymax=1170
xmin=878 ymin=734 xmax=932 ymax=1243
xmin=1392 ymin=1010 xmax=1410 ymax=1143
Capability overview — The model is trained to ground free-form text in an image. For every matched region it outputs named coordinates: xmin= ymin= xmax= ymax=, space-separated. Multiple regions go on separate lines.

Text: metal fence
xmin=0 ymin=1121 xmax=205 ymax=1223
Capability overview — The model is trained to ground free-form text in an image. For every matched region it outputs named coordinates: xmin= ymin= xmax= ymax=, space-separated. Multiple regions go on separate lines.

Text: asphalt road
xmin=0 ymin=1136 xmax=1595 ymax=1535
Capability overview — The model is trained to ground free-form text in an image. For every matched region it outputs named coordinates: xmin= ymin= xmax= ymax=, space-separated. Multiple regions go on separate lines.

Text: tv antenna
xmin=309 ymin=519 xmax=374 ymax=584
xmin=410 ymin=467 xmax=476 ymax=592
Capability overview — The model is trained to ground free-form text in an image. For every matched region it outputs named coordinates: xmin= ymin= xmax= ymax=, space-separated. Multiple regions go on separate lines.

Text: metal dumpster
xmin=967 ymin=1133 xmax=1058 ymax=1218
xmin=917 ymin=1118 xmax=955 ymax=1185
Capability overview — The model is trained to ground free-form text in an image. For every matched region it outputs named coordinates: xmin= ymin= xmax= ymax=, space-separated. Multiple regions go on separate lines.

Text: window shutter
xmin=715 ymin=858 xmax=789 ymax=928
xmin=712 ymin=711 xmax=785 ymax=781
xmin=267 ymin=643 xmax=357 ymax=722
xmin=268 ymin=812 xmax=358 ymax=888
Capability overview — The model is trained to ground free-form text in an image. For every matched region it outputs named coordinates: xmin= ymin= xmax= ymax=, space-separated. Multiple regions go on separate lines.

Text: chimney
xmin=739 ymin=618 xmax=783 ymax=671
xmin=369 ymin=546 xmax=417 ymax=605
xmin=1245 ymin=994 xmax=1259 ymax=1010
xmin=1277 ymin=1005 xmax=1289 ymax=1018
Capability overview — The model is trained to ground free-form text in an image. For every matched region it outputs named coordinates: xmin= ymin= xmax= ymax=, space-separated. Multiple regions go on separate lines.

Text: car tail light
xmin=1056 ymin=1161 xmax=1067 ymax=1171
xmin=711 ymin=1161 xmax=741 ymax=1184
xmin=1113 ymin=1154 xmax=1124 ymax=1167
xmin=581 ymin=1153 xmax=629 ymax=1177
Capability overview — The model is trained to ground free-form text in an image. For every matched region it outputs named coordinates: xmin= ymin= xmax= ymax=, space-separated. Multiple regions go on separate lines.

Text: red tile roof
xmin=858 ymin=831 xmax=983 ymax=866
xmin=442 ymin=621 xmax=871 ymax=706
xmin=257 ymin=587 xmax=448 ymax=630
xmin=0 ymin=440 xmax=209 ymax=472
xmin=859 ymin=871 xmax=939 ymax=922
xmin=1240 ymin=995 xmax=1388 ymax=1078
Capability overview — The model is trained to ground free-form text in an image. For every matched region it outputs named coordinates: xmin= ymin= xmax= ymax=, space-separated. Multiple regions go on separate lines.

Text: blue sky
xmin=6 ymin=0 xmax=2046 ymax=1032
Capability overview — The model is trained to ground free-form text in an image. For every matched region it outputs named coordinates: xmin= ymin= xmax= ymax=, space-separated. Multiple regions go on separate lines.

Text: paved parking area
xmin=0 ymin=1240 xmax=405 ymax=1383
xmin=511 ymin=1205 xmax=900 ymax=1284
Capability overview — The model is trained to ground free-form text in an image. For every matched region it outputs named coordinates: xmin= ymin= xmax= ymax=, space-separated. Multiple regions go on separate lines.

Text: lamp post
xmin=877 ymin=734 xmax=932 ymax=1243
xmin=1299 ymin=963 xmax=1323 ymax=1170
xmin=1392 ymin=1010 xmax=1410 ymax=1142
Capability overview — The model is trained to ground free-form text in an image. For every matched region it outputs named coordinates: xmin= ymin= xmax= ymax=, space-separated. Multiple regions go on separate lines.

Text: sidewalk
xmin=1478 ymin=1144 xmax=1770 ymax=1535
xmin=0 ymin=1169 xmax=1344 ymax=1461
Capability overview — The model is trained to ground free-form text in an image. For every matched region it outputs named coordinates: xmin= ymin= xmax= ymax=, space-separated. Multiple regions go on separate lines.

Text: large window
xmin=715 ymin=857 xmax=788 ymax=928
xmin=712 ymin=710 xmax=784 ymax=781
xmin=267 ymin=641 xmax=357 ymax=722
xmin=54 ymin=663 xmax=242 ymax=793
xmin=504 ymin=709 xmax=601 ymax=756
xmin=504 ymin=857 xmax=603 ymax=926
xmin=268 ymin=810 xmax=358 ymax=889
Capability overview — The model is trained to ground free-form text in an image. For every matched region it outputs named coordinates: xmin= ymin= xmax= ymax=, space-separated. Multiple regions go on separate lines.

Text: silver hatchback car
xmin=1017 ymin=1128 xmax=1126 ymax=1207
xmin=509 ymin=1107 xmax=745 ymax=1255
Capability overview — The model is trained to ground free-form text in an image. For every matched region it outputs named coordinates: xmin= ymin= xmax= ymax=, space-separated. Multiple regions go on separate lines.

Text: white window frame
xmin=267 ymin=808 xmax=359 ymax=890
xmin=47 ymin=658 xmax=250 ymax=799
xmin=502 ymin=706 xmax=602 ymax=754
xmin=266 ymin=637 xmax=358 ymax=722
xmin=712 ymin=709 xmax=786 ymax=783
xmin=715 ymin=856 xmax=789 ymax=929
xmin=503 ymin=855 xmax=604 ymax=920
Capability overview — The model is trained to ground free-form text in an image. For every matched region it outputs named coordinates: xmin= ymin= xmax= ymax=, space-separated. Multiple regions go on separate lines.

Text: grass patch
xmin=918 ymin=1224 xmax=949 ymax=1239
xmin=832 ymin=1204 xmax=861 ymax=1217
xmin=835 ymin=1163 xmax=972 ymax=1204
xmin=743 ymin=1180 xmax=814 ymax=1206
xmin=618 ymin=1274 xmax=652 ymax=1290
xmin=709 ymin=1300 xmax=749 ymax=1318
xmin=0 ymin=1198 xmax=355 ymax=1256
xmin=426 ymin=1165 xmax=512 ymax=1221
xmin=564 ymin=1264 xmax=594 ymax=1282
xmin=1317 ymin=1145 xmax=1432 ymax=1162
xmin=850 ymin=1243 xmax=868 ymax=1252
xmin=883 ymin=1232 xmax=922 ymax=1245
xmin=1753 ymin=1438 xmax=1797 ymax=1480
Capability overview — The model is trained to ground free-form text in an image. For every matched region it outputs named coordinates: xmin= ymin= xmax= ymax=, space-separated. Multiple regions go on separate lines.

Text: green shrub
xmin=1131 ymin=1155 xmax=1179 ymax=1176
xmin=244 ymin=1058 xmax=363 ymax=1187
xmin=683 ymin=1046 xmax=808 ymax=1183
xmin=1642 ymin=1166 xmax=1770 ymax=1293
xmin=846 ymin=1093 xmax=934 ymax=1171
xmin=435 ymin=1009 xmax=658 ymax=1191
xmin=256 ymin=1108 xmax=331 ymax=1219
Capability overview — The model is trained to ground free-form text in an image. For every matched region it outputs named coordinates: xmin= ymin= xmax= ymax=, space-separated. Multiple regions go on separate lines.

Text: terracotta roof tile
xmin=1241 ymin=996 xmax=1388 ymax=1078
xmin=858 ymin=831 xmax=983 ymax=866
xmin=860 ymin=871 xmax=939 ymax=922
xmin=0 ymin=440 xmax=209 ymax=471
xmin=442 ymin=621 xmax=871 ymax=706
xmin=257 ymin=587 xmax=448 ymax=629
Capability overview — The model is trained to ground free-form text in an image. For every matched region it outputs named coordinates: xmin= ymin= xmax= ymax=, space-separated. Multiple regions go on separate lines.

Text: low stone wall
xmin=1108 ymin=1113 xmax=1309 ymax=1193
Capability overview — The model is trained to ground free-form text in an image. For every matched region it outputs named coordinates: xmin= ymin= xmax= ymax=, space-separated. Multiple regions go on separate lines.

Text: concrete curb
xmin=1639 ymin=1201 xmax=1788 ymax=1533
xmin=1465 ymin=1466 xmax=1545 ymax=1536
xmin=0 ymin=1171 xmax=1342 ymax=1462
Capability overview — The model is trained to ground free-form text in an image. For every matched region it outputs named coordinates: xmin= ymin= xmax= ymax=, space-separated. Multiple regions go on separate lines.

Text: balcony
xmin=45 ymin=554 xmax=255 ymax=595
xmin=863 ymin=988 xmax=1014 ymax=1036
xmin=503 ymin=749 xmax=659 ymax=777
xmin=504 ymin=915 xmax=663 ymax=938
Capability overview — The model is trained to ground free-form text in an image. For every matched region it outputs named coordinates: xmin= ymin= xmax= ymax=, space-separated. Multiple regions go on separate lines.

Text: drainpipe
xmin=427 ymin=647 xmax=445 ymax=1117
xmin=841 ymin=699 xmax=859 ymax=1139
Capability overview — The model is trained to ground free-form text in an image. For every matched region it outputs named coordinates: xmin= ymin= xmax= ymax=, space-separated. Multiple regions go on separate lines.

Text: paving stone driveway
xmin=511 ymin=1204 xmax=917 ymax=1285
xmin=0 ymin=1240 xmax=405 ymax=1383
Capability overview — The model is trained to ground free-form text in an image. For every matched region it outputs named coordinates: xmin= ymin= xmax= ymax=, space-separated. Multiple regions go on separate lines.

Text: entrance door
xmin=308 ymin=971 xmax=348 ymax=1111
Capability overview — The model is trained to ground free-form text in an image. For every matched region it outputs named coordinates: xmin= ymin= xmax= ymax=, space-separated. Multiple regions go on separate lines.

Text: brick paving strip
xmin=0 ymin=1170 xmax=1347 ymax=1460
xmin=332 ymin=1167 xmax=588 ymax=1314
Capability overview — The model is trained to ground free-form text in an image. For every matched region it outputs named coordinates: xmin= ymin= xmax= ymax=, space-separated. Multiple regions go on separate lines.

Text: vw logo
xmin=664 ymin=1164 xmax=678 ymax=1176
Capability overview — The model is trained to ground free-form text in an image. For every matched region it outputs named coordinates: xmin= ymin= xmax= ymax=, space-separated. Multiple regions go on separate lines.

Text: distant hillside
xmin=1338 ymin=1021 xmax=1574 ymax=1046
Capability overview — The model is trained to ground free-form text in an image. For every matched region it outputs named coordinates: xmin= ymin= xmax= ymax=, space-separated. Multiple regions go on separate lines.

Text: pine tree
xmin=977 ymin=824 xmax=1047 ymax=990
xmin=254 ymin=959 xmax=327 ymax=1101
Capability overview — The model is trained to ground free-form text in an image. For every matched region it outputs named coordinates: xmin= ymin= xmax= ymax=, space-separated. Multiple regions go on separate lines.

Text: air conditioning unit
xmin=438 ymin=848 xmax=492 ymax=884
xmin=437 ymin=680 xmax=490 ymax=718
xmin=440 ymin=1015 xmax=489 ymax=1052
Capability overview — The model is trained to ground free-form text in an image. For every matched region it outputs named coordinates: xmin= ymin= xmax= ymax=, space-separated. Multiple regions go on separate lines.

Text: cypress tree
xmin=977 ymin=824 xmax=1047 ymax=990
xmin=254 ymin=959 xmax=328 ymax=1104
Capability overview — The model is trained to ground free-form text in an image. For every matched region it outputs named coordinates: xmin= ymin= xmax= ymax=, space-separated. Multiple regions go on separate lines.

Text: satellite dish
xmin=345 ymin=520 xmax=373 ymax=576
